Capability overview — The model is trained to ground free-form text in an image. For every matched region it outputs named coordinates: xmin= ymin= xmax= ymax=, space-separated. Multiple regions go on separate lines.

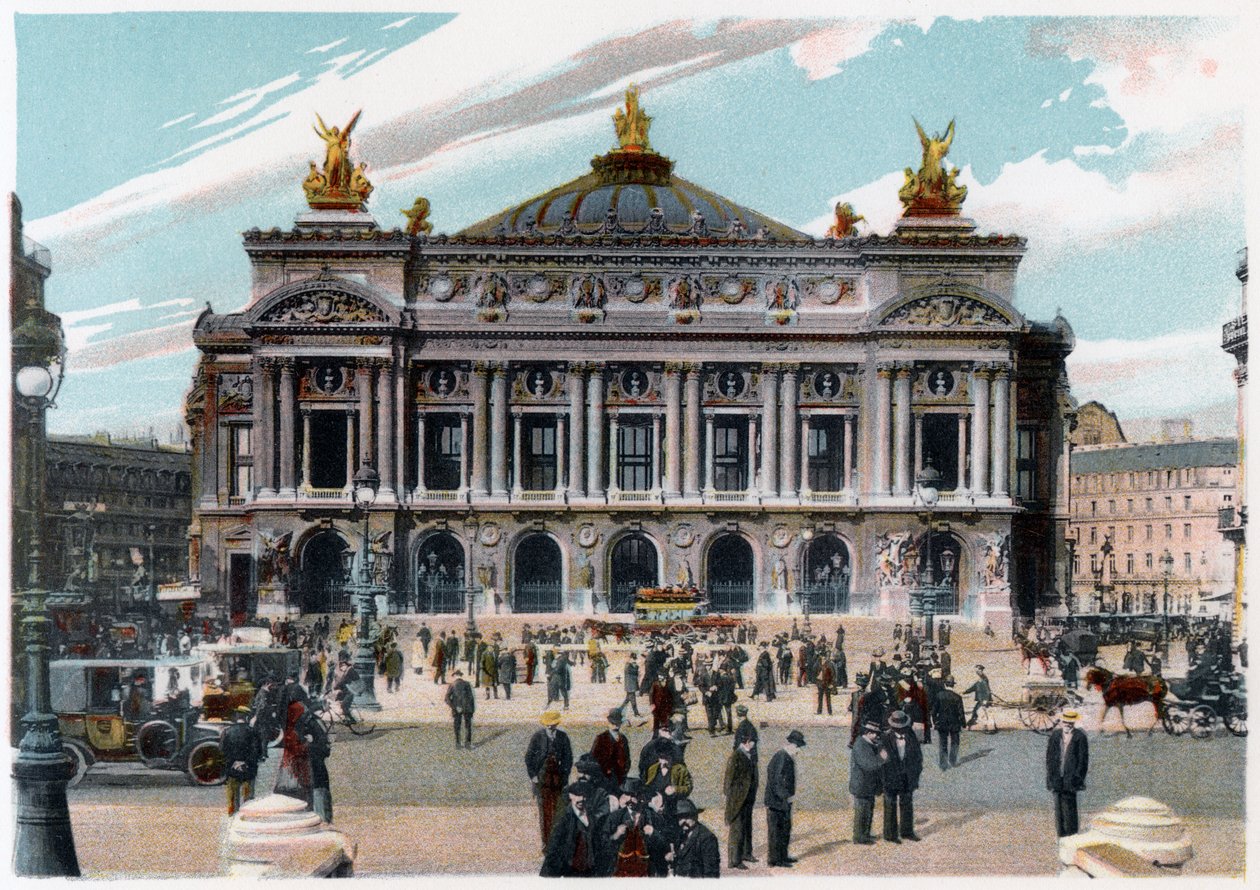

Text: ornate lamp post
xmin=1160 ymin=548 xmax=1174 ymax=660
xmin=1063 ymin=531 xmax=1077 ymax=615
xmin=12 ymin=347 xmax=79 ymax=875
xmin=914 ymin=460 xmax=942 ymax=643
xmin=349 ymin=461 xmax=382 ymax=712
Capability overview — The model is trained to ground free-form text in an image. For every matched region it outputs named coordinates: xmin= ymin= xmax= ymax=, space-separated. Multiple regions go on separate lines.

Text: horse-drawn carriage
xmin=1161 ymin=664 xmax=1247 ymax=738
xmin=585 ymin=586 xmax=741 ymax=644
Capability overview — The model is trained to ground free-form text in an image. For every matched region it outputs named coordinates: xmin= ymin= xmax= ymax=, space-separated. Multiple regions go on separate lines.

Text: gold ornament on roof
xmin=401 ymin=197 xmax=433 ymax=235
xmin=304 ymin=110 xmax=373 ymax=210
xmin=826 ymin=202 xmax=865 ymax=238
xmin=898 ymin=118 xmax=968 ymax=217
xmin=613 ymin=84 xmax=653 ymax=152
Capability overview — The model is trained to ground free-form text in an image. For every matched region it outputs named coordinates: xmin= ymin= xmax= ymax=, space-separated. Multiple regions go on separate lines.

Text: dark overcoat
xmin=1045 ymin=728 xmax=1089 ymax=792
xmin=879 ymin=730 xmax=923 ymax=794
xmin=723 ymin=749 xmax=757 ymax=823
xmin=763 ymin=749 xmax=795 ymax=812
xmin=672 ymin=821 xmax=721 ymax=877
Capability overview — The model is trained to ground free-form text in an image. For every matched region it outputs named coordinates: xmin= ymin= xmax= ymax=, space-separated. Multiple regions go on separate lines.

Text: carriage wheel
xmin=1161 ymin=704 xmax=1190 ymax=735
xmin=135 ymin=719 xmax=180 ymax=766
xmin=667 ymin=623 xmax=696 ymax=642
xmin=185 ymin=739 xmax=226 ymax=786
xmin=1019 ymin=704 xmax=1058 ymax=735
xmin=1189 ymin=705 xmax=1216 ymax=739
xmin=1224 ymin=709 xmax=1247 ymax=737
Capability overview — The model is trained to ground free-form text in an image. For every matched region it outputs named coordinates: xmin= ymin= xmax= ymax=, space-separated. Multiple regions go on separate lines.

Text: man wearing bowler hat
xmin=671 ymin=798 xmax=721 ymax=878
xmin=1045 ymin=709 xmax=1089 ymax=836
xmin=222 ymin=705 xmax=261 ymax=815
xmin=723 ymin=734 xmax=758 ymax=869
xmin=764 ymin=730 xmax=805 ymax=867
xmin=849 ymin=721 xmax=885 ymax=844
xmin=590 ymin=708 xmax=631 ymax=790
xmin=880 ymin=710 xmax=924 ymax=842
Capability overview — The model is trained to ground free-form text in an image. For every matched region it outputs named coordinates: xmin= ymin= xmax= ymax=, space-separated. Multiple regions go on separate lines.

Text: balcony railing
xmin=22 ymin=235 xmax=51 ymax=272
xmin=305 ymin=487 xmax=346 ymax=500
xmin=1222 ymin=315 xmax=1247 ymax=351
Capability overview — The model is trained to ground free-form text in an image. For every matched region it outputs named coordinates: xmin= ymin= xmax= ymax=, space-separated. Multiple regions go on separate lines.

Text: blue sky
xmin=9 ymin=8 xmax=1249 ymax=439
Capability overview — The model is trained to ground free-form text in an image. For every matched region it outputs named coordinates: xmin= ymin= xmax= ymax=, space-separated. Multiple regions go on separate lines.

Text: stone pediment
xmin=876 ymin=281 xmax=1021 ymax=331
xmin=247 ymin=268 xmax=400 ymax=328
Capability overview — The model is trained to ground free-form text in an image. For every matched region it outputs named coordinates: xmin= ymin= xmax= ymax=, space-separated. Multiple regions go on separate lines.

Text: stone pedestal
xmin=1058 ymin=797 xmax=1193 ymax=876
xmin=972 ymin=586 xmax=1013 ymax=629
xmin=769 ymin=586 xmax=790 ymax=613
xmin=223 ymin=793 xmax=356 ymax=878
xmin=256 ymin=584 xmax=297 ymax=619
xmin=878 ymin=585 xmax=911 ymax=619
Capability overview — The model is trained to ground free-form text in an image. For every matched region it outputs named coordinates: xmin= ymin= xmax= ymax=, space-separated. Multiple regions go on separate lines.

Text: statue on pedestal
xmin=898 ymin=119 xmax=968 ymax=217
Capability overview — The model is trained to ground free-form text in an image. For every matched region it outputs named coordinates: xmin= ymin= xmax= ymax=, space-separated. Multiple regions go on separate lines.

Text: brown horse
xmin=1015 ymin=633 xmax=1052 ymax=675
xmin=1085 ymin=666 xmax=1168 ymax=737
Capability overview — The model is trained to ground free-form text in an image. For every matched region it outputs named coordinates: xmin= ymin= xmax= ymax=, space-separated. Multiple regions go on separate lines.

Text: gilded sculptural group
xmin=303 ymin=110 xmax=375 ymax=210
xmin=899 ymin=118 xmax=968 ymax=216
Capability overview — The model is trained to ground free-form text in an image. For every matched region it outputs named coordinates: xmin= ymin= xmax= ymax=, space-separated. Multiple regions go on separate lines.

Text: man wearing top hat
xmin=644 ymin=748 xmax=693 ymax=823
xmin=591 ymin=708 xmax=631 ymax=790
xmin=764 ymin=730 xmax=805 ymax=867
xmin=723 ymin=734 xmax=758 ymax=869
xmin=1045 ymin=709 xmax=1089 ymax=836
xmin=931 ymin=675 xmax=967 ymax=771
xmin=880 ymin=710 xmax=924 ymax=843
xmin=733 ymin=704 xmax=758 ymax=763
xmin=671 ymin=798 xmax=721 ymax=878
xmin=540 ymin=780 xmax=604 ymax=877
xmin=527 ymin=709 xmax=574 ymax=849
xmin=849 ymin=721 xmax=885 ymax=844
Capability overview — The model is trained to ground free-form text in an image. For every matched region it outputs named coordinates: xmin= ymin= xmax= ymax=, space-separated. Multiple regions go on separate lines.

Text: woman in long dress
xmin=274 ymin=699 xmax=313 ymax=805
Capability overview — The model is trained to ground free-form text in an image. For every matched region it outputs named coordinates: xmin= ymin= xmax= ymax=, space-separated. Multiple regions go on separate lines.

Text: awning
xmin=157 ymin=583 xmax=201 ymax=602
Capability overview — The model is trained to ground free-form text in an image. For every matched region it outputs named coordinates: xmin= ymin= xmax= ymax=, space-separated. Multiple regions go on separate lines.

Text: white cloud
xmin=194 ymin=72 xmax=302 ymax=129
xmin=382 ymin=17 xmax=414 ymax=31
xmin=160 ymin=113 xmax=195 ymax=129
xmin=307 ymin=38 xmax=347 ymax=54
xmin=787 ymin=21 xmax=888 ymax=80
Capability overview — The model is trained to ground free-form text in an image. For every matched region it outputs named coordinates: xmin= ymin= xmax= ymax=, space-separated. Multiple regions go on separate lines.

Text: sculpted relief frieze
xmin=259 ymin=289 xmax=386 ymax=324
xmin=883 ymin=295 xmax=1009 ymax=328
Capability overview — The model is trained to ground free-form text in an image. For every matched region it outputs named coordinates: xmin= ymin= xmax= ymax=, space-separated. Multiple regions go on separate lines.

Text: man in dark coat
xmin=1046 ymin=709 xmax=1089 ymax=837
xmin=849 ymin=721 xmax=884 ymax=844
xmin=222 ymin=706 xmax=262 ymax=815
xmin=300 ymin=704 xmax=333 ymax=823
xmin=444 ymin=633 xmax=460 ymax=678
xmin=850 ymin=678 xmax=888 ymax=746
xmin=498 ymin=647 xmax=518 ymax=699
xmin=649 ymin=676 xmax=674 ymax=733
xmin=733 ymin=705 xmax=758 ymax=765
xmin=815 ymin=659 xmax=835 ymax=715
xmin=621 ymin=654 xmax=642 ymax=717
xmin=443 ymin=669 xmax=475 ymax=749
xmin=590 ymin=708 xmax=631 ymax=790
xmin=1123 ymin=641 xmax=1148 ymax=675
xmin=540 ymin=781 xmax=604 ymax=877
xmin=717 ymin=669 xmax=737 ymax=734
xmin=777 ymin=642 xmax=793 ymax=686
xmin=880 ymin=710 xmax=924 ymax=842
xmin=764 ymin=730 xmax=804 ymax=867
xmin=526 ymin=710 xmax=574 ymax=851
xmin=701 ymin=674 xmax=722 ymax=737
xmin=963 ymin=664 xmax=992 ymax=728
xmin=753 ymin=644 xmax=774 ymax=700
xmin=417 ymin=622 xmax=432 ymax=656
xmin=723 ymin=735 xmax=758 ymax=868
xmin=931 ymin=676 xmax=967 ymax=770
xmin=671 ymin=798 xmax=721 ymax=878
xmin=637 ymin=725 xmax=683 ymax=781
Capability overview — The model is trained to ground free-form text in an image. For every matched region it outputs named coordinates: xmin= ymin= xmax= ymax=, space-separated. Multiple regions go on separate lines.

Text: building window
xmin=1164 ymin=524 xmax=1172 ymax=540
xmin=1183 ymin=552 xmax=1191 ymax=573
xmin=1015 ymin=427 xmax=1036 ymax=500
xmin=1089 ymin=528 xmax=1097 ymax=545
xmin=1090 ymin=553 xmax=1098 ymax=574
xmin=1145 ymin=497 xmax=1153 ymax=512
xmin=1126 ymin=526 xmax=1134 ymax=543
xmin=228 ymin=424 xmax=252 ymax=497
xmin=616 ymin=417 xmax=653 ymax=491
xmin=1164 ymin=496 xmax=1172 ymax=511
xmin=713 ymin=417 xmax=748 ymax=492
xmin=523 ymin=417 xmax=557 ymax=490
xmin=1145 ymin=552 xmax=1153 ymax=570
xmin=1184 ymin=495 xmax=1192 ymax=510
xmin=1183 ymin=523 xmax=1192 ymax=540
xmin=1146 ymin=525 xmax=1153 ymax=541
xmin=1090 ymin=501 xmax=1097 ymax=516
xmin=425 ymin=415 xmax=463 ymax=491
xmin=1127 ymin=498 xmax=1134 ymax=512
xmin=1126 ymin=553 xmax=1134 ymax=574
xmin=1108 ymin=499 xmax=1115 ymax=513
xmin=807 ymin=416 xmax=845 ymax=492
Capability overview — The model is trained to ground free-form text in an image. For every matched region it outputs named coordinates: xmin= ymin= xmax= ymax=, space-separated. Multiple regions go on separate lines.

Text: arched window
xmin=610 ymin=534 xmax=658 ymax=613
xmin=514 ymin=534 xmax=563 ymax=613
xmin=802 ymin=534 xmax=851 ymax=613
xmin=707 ymin=535 xmax=754 ymax=613
xmin=416 ymin=533 xmax=466 ymax=613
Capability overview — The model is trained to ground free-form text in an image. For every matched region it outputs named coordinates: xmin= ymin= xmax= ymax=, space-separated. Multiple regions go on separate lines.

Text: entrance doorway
xmin=299 ymin=531 xmax=349 ymax=613
xmin=416 ymin=533 xmax=466 ymax=613
xmin=802 ymin=534 xmax=851 ymax=613
xmin=308 ymin=412 xmax=348 ymax=489
xmin=610 ymin=534 xmax=658 ymax=613
xmin=228 ymin=553 xmax=253 ymax=626
xmin=707 ymin=534 xmax=754 ymax=613
xmin=513 ymin=534 xmax=563 ymax=612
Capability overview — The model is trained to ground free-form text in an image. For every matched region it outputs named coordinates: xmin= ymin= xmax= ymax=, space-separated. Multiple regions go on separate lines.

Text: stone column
xmin=490 ymin=365 xmax=509 ymax=497
xmin=957 ymin=413 xmax=969 ymax=491
xmin=608 ymin=412 xmax=620 ymax=495
xmin=470 ymin=364 xmax=490 ymax=497
xmin=300 ymin=408 xmax=312 ymax=489
xmin=704 ymin=413 xmax=716 ymax=493
xmin=255 ymin=360 xmax=275 ymax=498
xmin=278 ymin=360 xmax=297 ymax=497
xmin=343 ymin=410 xmax=356 ymax=491
xmin=555 ymin=414 xmax=567 ymax=495
xmin=874 ymin=363 xmax=893 ymax=495
xmin=893 ymin=364 xmax=913 ymax=496
xmin=991 ymin=364 xmax=1011 ymax=497
xmin=760 ymin=366 xmax=779 ymax=497
xmin=844 ymin=413 xmax=855 ymax=491
xmin=394 ymin=363 xmax=407 ymax=496
xmin=415 ymin=413 xmax=427 ymax=493
xmin=913 ymin=412 xmax=924 ymax=480
xmin=651 ymin=413 xmax=662 ymax=491
xmin=511 ymin=410 xmax=524 ymax=495
xmin=458 ymin=412 xmax=470 ymax=493
xmin=780 ymin=367 xmax=799 ymax=498
xmin=799 ymin=413 xmax=812 ymax=496
xmin=746 ymin=417 xmax=757 ymax=495
xmin=586 ymin=366 xmax=606 ymax=498
xmin=664 ymin=364 xmax=683 ymax=497
xmin=376 ymin=362 xmax=395 ymax=499
xmin=971 ymin=365 xmax=991 ymax=497
xmin=355 ymin=363 xmax=373 ymax=466
xmin=567 ymin=364 xmax=586 ymax=498
xmin=684 ymin=366 xmax=703 ymax=497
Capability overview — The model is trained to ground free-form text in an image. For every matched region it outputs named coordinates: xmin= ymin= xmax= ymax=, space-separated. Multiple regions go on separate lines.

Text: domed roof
xmin=458 ymin=87 xmax=808 ymax=241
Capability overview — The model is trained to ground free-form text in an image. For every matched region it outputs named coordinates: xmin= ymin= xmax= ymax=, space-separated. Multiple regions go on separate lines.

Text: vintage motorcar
xmin=196 ymin=643 xmax=301 ymax=723
xmin=51 ymin=656 xmax=226 ymax=787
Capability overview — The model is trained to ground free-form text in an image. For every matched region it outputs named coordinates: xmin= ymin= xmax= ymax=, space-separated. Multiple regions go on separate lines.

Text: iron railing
xmin=708 ymin=581 xmax=754 ymax=614
xmin=514 ymin=581 xmax=563 ymax=613
xmin=798 ymin=583 xmax=850 ymax=614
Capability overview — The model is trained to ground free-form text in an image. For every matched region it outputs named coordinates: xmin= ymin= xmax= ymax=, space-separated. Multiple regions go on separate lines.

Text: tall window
xmin=1164 ymin=524 xmax=1172 ymax=540
xmin=1126 ymin=526 xmax=1134 ymax=542
xmin=617 ymin=418 xmax=653 ymax=491
xmin=426 ymin=415 xmax=463 ymax=490
xmin=1015 ymin=427 xmax=1037 ymax=500
xmin=1184 ymin=552 xmax=1192 ymax=574
xmin=1184 ymin=495 xmax=1192 ymax=510
xmin=1126 ymin=553 xmax=1134 ymax=573
xmin=228 ymin=425 xmax=253 ymax=497
xmin=1145 ymin=497 xmax=1153 ymax=512
xmin=1164 ymin=496 xmax=1172 ymax=511
xmin=1108 ymin=500 xmax=1115 ymax=514
xmin=808 ymin=416 xmax=845 ymax=491
xmin=1089 ymin=528 xmax=1097 ymax=545
xmin=713 ymin=417 xmax=748 ymax=491
xmin=1145 ymin=552 xmax=1153 ymax=570
xmin=1183 ymin=523 xmax=1192 ymax=540
xmin=523 ymin=417 xmax=557 ymax=490
xmin=1145 ymin=525 xmax=1153 ymax=541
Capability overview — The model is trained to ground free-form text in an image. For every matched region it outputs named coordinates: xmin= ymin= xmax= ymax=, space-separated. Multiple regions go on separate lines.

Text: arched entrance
xmin=514 ymin=534 xmax=563 ymax=613
xmin=916 ymin=531 xmax=963 ymax=614
xmin=299 ymin=531 xmax=349 ymax=614
xmin=416 ymin=533 xmax=466 ymax=614
xmin=802 ymin=534 xmax=851 ymax=613
xmin=610 ymin=534 xmax=658 ymax=613
xmin=707 ymin=534 xmax=754 ymax=613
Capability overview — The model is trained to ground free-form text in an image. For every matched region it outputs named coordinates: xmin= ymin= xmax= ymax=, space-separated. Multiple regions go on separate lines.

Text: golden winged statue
xmin=899 ymin=118 xmax=968 ymax=216
xmin=305 ymin=110 xmax=372 ymax=209
xmin=613 ymin=84 xmax=653 ymax=152
xmin=401 ymin=197 xmax=433 ymax=235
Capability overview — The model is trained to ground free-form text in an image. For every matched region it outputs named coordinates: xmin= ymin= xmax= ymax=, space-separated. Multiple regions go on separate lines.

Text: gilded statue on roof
xmin=898 ymin=118 xmax=968 ymax=216
xmin=613 ymin=84 xmax=653 ymax=152
xmin=304 ymin=110 xmax=373 ymax=210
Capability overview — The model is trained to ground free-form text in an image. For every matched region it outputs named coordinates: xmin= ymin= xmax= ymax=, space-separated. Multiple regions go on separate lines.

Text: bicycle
xmin=309 ymin=695 xmax=376 ymax=737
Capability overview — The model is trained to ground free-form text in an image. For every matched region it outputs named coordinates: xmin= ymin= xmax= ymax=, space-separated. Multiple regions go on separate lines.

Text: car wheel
xmin=185 ymin=739 xmax=227 ymax=786
xmin=62 ymin=742 xmax=91 ymax=788
xmin=135 ymin=719 xmax=180 ymax=765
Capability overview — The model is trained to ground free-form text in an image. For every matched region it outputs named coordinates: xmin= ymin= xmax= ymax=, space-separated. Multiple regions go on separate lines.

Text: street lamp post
xmin=915 ymin=460 xmax=942 ymax=643
xmin=13 ymin=349 xmax=80 ymax=875
xmin=1160 ymin=548 xmax=1174 ymax=660
xmin=349 ymin=461 xmax=382 ymax=712
xmin=146 ymin=523 xmax=157 ymax=646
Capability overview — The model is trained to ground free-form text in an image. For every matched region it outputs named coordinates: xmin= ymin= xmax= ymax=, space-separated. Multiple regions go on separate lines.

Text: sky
xmin=6 ymin=3 xmax=1253 ymax=440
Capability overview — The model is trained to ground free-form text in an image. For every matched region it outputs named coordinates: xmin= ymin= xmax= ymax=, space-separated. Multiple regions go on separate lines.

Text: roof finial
xmin=613 ymin=84 xmax=652 ymax=153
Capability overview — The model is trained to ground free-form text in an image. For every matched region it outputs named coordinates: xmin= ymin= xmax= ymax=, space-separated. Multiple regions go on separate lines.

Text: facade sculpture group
xmin=186 ymin=94 xmax=1075 ymax=629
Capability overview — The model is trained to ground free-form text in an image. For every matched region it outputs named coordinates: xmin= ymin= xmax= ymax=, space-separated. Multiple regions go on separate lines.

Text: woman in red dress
xmin=273 ymin=699 xmax=312 ymax=805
